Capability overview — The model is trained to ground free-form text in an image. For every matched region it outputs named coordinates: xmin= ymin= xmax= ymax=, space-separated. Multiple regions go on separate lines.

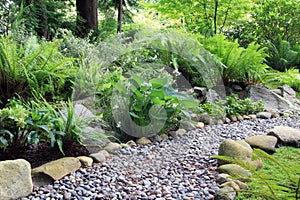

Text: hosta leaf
xmin=149 ymin=78 xmax=168 ymax=88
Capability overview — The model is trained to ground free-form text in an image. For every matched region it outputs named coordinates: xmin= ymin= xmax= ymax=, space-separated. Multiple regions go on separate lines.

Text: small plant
xmin=199 ymin=94 xmax=264 ymax=118
xmin=113 ymin=74 xmax=199 ymax=138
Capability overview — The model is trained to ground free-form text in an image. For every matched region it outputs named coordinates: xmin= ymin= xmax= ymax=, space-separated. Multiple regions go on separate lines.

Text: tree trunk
xmin=76 ymin=0 xmax=98 ymax=37
xmin=214 ymin=0 xmax=218 ymax=35
xmin=117 ymin=0 xmax=123 ymax=34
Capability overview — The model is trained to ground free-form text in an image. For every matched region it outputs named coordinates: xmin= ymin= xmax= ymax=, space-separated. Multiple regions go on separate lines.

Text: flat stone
xmin=215 ymin=186 xmax=236 ymax=200
xmin=220 ymin=181 xmax=240 ymax=191
xmin=246 ymin=135 xmax=277 ymax=153
xmin=218 ymin=164 xmax=252 ymax=179
xmin=136 ymin=137 xmax=152 ymax=145
xmin=233 ymin=180 xmax=249 ymax=190
xmin=90 ymin=151 xmax=108 ymax=163
xmin=32 ymin=157 xmax=81 ymax=182
xmin=0 ymin=159 xmax=33 ymax=199
xmin=77 ymin=156 xmax=93 ymax=167
xmin=104 ymin=142 xmax=122 ymax=153
xmin=228 ymin=115 xmax=237 ymax=122
xmin=256 ymin=112 xmax=272 ymax=119
xmin=267 ymin=126 xmax=300 ymax=147
xmin=248 ymin=114 xmax=257 ymax=119
xmin=216 ymin=173 xmax=232 ymax=184
xmin=237 ymin=116 xmax=244 ymax=121
xmin=180 ymin=121 xmax=196 ymax=131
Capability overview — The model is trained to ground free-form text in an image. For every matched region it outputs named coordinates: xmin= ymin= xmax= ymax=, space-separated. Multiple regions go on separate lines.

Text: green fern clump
xmin=0 ymin=35 xmax=76 ymax=106
xmin=264 ymin=68 xmax=300 ymax=92
xmin=266 ymin=40 xmax=300 ymax=72
xmin=216 ymin=147 xmax=300 ymax=200
xmin=201 ymin=35 xmax=269 ymax=84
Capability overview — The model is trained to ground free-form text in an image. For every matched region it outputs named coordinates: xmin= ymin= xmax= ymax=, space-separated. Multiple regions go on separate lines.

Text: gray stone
xmin=206 ymin=89 xmax=222 ymax=103
xmin=216 ymin=173 xmax=232 ymax=184
xmin=220 ymin=181 xmax=240 ymax=191
xmin=245 ymin=135 xmax=278 ymax=153
xmin=77 ymin=156 xmax=93 ymax=167
xmin=246 ymin=85 xmax=299 ymax=111
xmin=90 ymin=151 xmax=108 ymax=163
xmin=267 ymin=126 xmax=300 ymax=147
xmin=32 ymin=157 xmax=81 ymax=182
xmin=199 ymin=113 xmax=212 ymax=125
xmin=136 ymin=137 xmax=152 ymax=145
xmin=74 ymin=104 xmax=96 ymax=119
xmin=218 ymin=139 xmax=253 ymax=165
xmin=218 ymin=164 xmax=252 ymax=178
xmin=279 ymin=84 xmax=296 ymax=99
xmin=0 ymin=159 xmax=33 ymax=199
xmin=175 ymin=129 xmax=187 ymax=136
xmin=233 ymin=180 xmax=249 ymax=190
xmin=232 ymin=85 xmax=243 ymax=91
xmin=235 ymin=140 xmax=253 ymax=151
xmin=256 ymin=112 xmax=272 ymax=119
xmin=81 ymin=126 xmax=110 ymax=154
xmin=180 ymin=121 xmax=196 ymax=131
xmin=104 ymin=142 xmax=122 ymax=154
xmin=215 ymin=186 xmax=236 ymax=200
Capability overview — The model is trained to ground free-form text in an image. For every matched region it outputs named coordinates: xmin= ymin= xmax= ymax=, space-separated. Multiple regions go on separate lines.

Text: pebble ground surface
xmin=23 ymin=116 xmax=300 ymax=200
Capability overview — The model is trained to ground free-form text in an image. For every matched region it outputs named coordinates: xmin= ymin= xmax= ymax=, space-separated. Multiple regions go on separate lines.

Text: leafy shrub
xmin=201 ymin=35 xmax=269 ymax=84
xmin=265 ymin=40 xmax=300 ymax=72
xmin=199 ymin=94 xmax=264 ymax=118
xmin=112 ymin=74 xmax=199 ymax=138
xmin=264 ymin=69 xmax=300 ymax=92
xmin=0 ymin=35 xmax=76 ymax=106
xmin=0 ymin=99 xmax=85 ymax=158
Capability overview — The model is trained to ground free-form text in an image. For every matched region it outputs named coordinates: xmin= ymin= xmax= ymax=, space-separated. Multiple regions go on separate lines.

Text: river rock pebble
xmin=24 ymin=116 xmax=300 ymax=199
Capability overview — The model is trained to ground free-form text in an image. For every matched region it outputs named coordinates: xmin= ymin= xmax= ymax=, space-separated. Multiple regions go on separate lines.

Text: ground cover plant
xmin=235 ymin=147 xmax=300 ymax=200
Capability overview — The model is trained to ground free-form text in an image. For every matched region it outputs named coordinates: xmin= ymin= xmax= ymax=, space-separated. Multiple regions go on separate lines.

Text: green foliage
xmin=0 ymin=99 xmax=86 ymax=156
xmin=235 ymin=147 xmax=300 ymax=200
xmin=200 ymin=94 xmax=264 ymax=118
xmin=0 ymin=35 xmax=75 ymax=106
xmin=201 ymin=35 xmax=269 ymax=84
xmin=265 ymin=40 xmax=300 ymax=71
xmin=114 ymin=75 xmax=199 ymax=136
xmin=145 ymin=0 xmax=251 ymax=36
xmin=264 ymin=69 xmax=300 ymax=92
xmin=221 ymin=94 xmax=264 ymax=116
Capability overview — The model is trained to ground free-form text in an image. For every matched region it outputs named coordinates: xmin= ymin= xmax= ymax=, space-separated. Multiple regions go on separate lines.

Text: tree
xmin=117 ymin=0 xmax=123 ymax=33
xmin=76 ymin=0 xmax=98 ymax=37
xmin=146 ymin=0 xmax=251 ymax=37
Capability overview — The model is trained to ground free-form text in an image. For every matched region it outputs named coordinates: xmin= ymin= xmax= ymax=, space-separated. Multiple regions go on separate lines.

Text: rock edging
xmin=214 ymin=126 xmax=300 ymax=200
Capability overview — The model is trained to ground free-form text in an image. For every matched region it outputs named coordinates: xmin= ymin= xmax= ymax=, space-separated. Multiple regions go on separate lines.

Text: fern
xmin=201 ymin=35 xmax=269 ymax=84
xmin=266 ymin=40 xmax=300 ymax=71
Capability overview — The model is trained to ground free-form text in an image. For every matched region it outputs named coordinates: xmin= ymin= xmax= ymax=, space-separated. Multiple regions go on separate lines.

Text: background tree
xmin=76 ymin=0 xmax=98 ymax=37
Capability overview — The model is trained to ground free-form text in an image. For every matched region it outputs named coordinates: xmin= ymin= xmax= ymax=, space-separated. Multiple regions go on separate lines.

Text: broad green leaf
xmin=150 ymin=89 xmax=165 ymax=99
xmin=132 ymin=74 xmax=145 ymax=86
xmin=152 ymin=97 xmax=166 ymax=105
xmin=149 ymin=78 xmax=168 ymax=88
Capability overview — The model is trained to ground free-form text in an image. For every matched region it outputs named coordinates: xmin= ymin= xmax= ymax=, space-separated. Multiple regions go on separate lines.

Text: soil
xmin=0 ymin=141 xmax=89 ymax=168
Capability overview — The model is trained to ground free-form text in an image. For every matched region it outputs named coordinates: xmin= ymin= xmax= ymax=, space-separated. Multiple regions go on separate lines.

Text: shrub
xmin=0 ymin=34 xmax=76 ymax=106
xmin=265 ymin=40 xmax=300 ymax=72
xmin=264 ymin=69 xmax=300 ymax=92
xmin=112 ymin=74 xmax=199 ymax=138
xmin=199 ymin=94 xmax=264 ymax=118
xmin=201 ymin=35 xmax=269 ymax=84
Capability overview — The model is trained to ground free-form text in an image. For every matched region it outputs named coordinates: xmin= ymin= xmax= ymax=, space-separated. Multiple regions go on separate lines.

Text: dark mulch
xmin=0 ymin=141 xmax=89 ymax=168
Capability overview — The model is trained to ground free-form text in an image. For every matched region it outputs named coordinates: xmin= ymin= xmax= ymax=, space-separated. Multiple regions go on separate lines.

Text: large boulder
xmin=0 ymin=159 xmax=33 ymax=199
xmin=245 ymin=135 xmax=278 ymax=153
xmin=246 ymin=85 xmax=299 ymax=111
xmin=267 ymin=126 xmax=300 ymax=147
xmin=32 ymin=157 xmax=81 ymax=186
xmin=218 ymin=139 xmax=253 ymax=165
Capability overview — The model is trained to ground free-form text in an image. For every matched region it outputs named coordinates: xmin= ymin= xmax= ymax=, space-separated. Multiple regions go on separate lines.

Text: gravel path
xmin=24 ymin=116 xmax=300 ymax=200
